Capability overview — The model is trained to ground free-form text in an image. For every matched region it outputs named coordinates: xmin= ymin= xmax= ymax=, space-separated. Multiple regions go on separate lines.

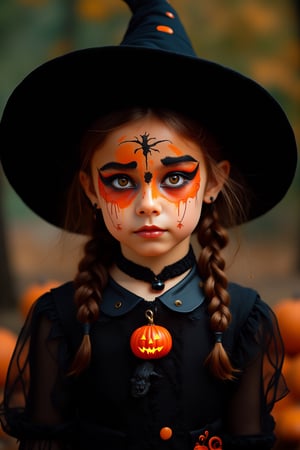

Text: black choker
xmin=115 ymin=246 xmax=196 ymax=291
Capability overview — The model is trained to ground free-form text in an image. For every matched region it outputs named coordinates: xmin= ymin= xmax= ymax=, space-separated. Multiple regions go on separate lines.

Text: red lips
xmin=135 ymin=225 xmax=166 ymax=238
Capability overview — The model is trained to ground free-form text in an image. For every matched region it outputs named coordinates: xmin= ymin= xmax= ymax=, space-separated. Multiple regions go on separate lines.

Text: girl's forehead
xmin=93 ymin=118 xmax=203 ymax=163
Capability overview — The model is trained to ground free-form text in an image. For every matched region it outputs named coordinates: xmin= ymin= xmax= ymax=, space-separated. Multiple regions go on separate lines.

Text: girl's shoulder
xmin=228 ymin=281 xmax=259 ymax=317
xmin=30 ymin=281 xmax=80 ymax=346
xmin=32 ymin=280 xmax=76 ymax=319
xmin=227 ymin=281 xmax=276 ymax=332
xmin=226 ymin=281 xmax=277 ymax=346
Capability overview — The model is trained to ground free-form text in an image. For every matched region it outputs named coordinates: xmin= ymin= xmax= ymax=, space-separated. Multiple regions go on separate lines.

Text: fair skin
xmin=80 ymin=116 xmax=230 ymax=299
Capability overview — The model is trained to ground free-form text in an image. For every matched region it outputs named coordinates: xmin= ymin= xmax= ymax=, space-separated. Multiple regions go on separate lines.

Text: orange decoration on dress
xmin=160 ymin=427 xmax=173 ymax=440
xmin=193 ymin=430 xmax=223 ymax=449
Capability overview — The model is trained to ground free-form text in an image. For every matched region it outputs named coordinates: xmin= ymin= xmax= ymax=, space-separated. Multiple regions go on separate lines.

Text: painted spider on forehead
xmin=119 ymin=132 xmax=171 ymax=169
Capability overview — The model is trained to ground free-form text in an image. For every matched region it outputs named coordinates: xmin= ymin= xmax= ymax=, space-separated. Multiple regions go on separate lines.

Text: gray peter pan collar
xmin=100 ymin=266 xmax=205 ymax=317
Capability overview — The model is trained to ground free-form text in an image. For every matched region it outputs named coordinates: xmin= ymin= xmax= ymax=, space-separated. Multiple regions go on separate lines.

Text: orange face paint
xmin=97 ymin=132 xmax=202 ymax=229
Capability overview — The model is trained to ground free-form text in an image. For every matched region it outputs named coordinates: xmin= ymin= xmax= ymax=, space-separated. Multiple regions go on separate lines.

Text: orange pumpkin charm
xmin=130 ymin=310 xmax=172 ymax=359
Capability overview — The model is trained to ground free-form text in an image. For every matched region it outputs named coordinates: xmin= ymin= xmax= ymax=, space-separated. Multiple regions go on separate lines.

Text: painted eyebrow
xmin=161 ymin=155 xmax=198 ymax=166
xmin=99 ymin=161 xmax=137 ymax=171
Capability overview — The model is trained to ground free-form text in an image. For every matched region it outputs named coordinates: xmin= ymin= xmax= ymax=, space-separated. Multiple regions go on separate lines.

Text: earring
xmin=92 ymin=203 xmax=104 ymax=225
xmin=205 ymin=196 xmax=215 ymax=215
xmin=204 ymin=195 xmax=215 ymax=204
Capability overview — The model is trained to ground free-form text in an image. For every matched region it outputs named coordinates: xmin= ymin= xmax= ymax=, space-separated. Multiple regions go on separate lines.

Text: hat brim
xmin=0 ymin=46 xmax=297 ymax=232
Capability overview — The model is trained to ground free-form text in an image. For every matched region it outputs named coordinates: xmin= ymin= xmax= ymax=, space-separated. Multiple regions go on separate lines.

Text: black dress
xmin=0 ymin=267 xmax=288 ymax=450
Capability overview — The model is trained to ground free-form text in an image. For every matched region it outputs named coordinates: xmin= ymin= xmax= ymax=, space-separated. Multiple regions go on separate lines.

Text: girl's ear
xmin=79 ymin=170 xmax=98 ymax=205
xmin=203 ymin=160 xmax=230 ymax=203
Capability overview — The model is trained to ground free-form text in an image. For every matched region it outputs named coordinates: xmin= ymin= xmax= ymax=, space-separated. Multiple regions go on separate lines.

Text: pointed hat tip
xmin=121 ymin=0 xmax=197 ymax=57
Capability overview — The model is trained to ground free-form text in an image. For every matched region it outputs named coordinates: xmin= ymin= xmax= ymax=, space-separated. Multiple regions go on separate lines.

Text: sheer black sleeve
xmin=0 ymin=293 xmax=75 ymax=450
xmin=223 ymin=295 xmax=289 ymax=449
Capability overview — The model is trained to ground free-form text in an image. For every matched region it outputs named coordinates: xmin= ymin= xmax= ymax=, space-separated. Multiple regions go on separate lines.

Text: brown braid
xmin=68 ymin=214 xmax=119 ymax=376
xmin=197 ymin=204 xmax=240 ymax=380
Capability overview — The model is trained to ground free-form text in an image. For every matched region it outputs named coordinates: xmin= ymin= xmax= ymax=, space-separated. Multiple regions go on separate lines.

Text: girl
xmin=0 ymin=1 xmax=297 ymax=450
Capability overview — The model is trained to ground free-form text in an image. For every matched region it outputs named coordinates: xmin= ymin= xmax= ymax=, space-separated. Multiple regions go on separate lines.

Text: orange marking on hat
xmin=165 ymin=11 xmax=175 ymax=19
xmin=156 ymin=25 xmax=174 ymax=34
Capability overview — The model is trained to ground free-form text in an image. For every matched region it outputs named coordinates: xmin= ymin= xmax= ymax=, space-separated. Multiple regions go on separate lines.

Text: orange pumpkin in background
xmin=284 ymin=353 xmax=300 ymax=401
xmin=272 ymin=297 xmax=300 ymax=448
xmin=272 ymin=391 xmax=295 ymax=424
xmin=275 ymin=404 xmax=300 ymax=442
xmin=273 ymin=297 xmax=300 ymax=355
xmin=0 ymin=327 xmax=17 ymax=387
xmin=19 ymin=280 xmax=61 ymax=319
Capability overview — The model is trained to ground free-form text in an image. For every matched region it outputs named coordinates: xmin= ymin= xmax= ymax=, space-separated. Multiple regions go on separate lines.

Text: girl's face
xmin=80 ymin=116 xmax=229 ymax=262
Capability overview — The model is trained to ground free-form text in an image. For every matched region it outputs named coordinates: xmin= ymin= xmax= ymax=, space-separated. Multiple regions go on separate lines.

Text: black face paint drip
xmin=119 ymin=132 xmax=171 ymax=169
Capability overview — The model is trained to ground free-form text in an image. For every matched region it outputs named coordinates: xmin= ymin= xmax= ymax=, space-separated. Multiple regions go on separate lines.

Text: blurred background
xmin=0 ymin=0 xmax=299 ymax=447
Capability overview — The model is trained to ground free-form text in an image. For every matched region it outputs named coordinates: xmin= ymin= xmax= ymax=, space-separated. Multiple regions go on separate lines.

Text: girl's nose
xmin=136 ymin=186 xmax=162 ymax=216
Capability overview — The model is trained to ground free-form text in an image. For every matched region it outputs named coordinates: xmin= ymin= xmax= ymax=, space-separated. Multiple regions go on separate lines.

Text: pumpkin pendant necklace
xmin=130 ymin=309 xmax=172 ymax=359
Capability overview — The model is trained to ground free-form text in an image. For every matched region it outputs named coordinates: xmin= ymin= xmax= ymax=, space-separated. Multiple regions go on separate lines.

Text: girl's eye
xmin=111 ymin=175 xmax=134 ymax=190
xmin=162 ymin=172 xmax=189 ymax=188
